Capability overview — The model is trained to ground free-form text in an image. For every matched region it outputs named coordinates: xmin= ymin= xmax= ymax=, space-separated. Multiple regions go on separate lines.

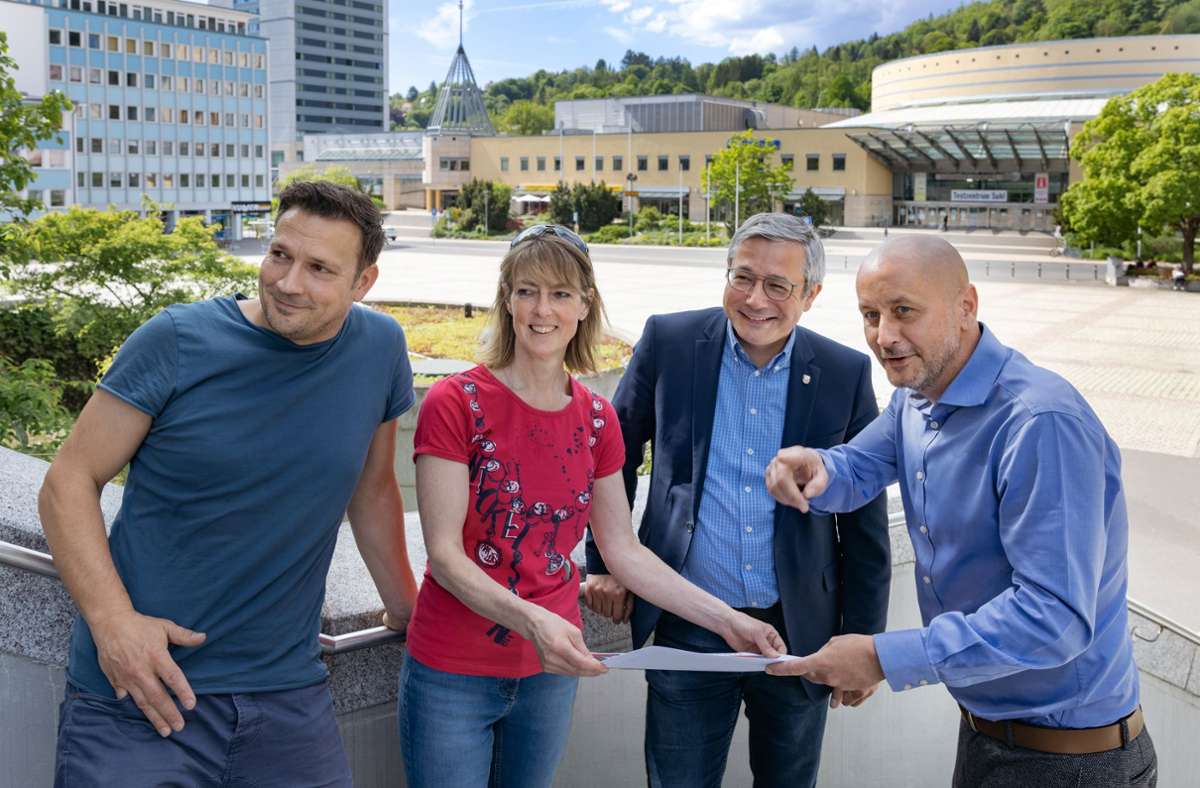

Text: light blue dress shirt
xmin=682 ymin=321 xmax=794 ymax=610
xmin=813 ymin=325 xmax=1139 ymax=727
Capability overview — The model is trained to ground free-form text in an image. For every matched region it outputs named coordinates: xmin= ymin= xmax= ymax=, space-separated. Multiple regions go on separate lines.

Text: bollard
xmin=1066 ymin=265 xmax=1071 ymax=280
xmin=1011 ymin=262 xmax=1015 ymax=278
xmin=1037 ymin=263 xmax=1042 ymax=278
xmin=464 ymin=303 xmax=473 ymax=318
xmin=986 ymin=261 xmax=990 ymax=277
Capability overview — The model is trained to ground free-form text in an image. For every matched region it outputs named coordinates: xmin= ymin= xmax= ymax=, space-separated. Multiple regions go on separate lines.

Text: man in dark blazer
xmin=584 ymin=212 xmax=891 ymax=788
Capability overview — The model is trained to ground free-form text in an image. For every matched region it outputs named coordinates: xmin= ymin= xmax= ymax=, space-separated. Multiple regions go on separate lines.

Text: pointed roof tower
xmin=427 ymin=1 xmax=495 ymax=136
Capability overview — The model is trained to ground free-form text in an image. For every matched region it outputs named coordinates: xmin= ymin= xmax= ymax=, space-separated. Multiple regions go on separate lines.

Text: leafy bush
xmin=458 ymin=178 xmax=513 ymax=232
xmin=548 ymin=182 xmax=623 ymax=232
xmin=0 ymin=303 xmax=98 ymax=412
xmin=586 ymin=224 xmax=633 ymax=244
xmin=635 ymin=206 xmax=665 ymax=233
xmin=0 ymin=355 xmax=71 ymax=458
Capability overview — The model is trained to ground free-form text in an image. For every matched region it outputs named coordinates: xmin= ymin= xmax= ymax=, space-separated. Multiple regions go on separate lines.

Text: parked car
xmin=384 ymin=226 xmax=398 ymax=243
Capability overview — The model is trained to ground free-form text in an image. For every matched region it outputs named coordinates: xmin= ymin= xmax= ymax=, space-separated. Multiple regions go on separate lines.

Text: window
xmin=195 ymin=78 xmax=205 ymax=93
xmin=179 ymin=77 xmax=190 ymax=92
xmin=50 ymin=190 xmax=65 ymax=207
xmin=256 ymin=174 xmax=265 ymax=188
xmin=241 ymin=113 xmax=250 ymax=128
xmin=499 ymin=156 xmax=509 ymax=172
xmin=77 ymin=171 xmax=86 ymax=187
xmin=255 ymin=54 xmax=265 ymax=69
xmin=161 ymin=108 xmax=174 ymax=123
xmin=162 ymin=141 xmax=173 ymax=155
xmin=637 ymin=155 xmax=648 ymax=172
xmin=208 ymin=48 xmax=219 ymax=64
xmin=781 ymin=154 xmax=794 ymax=169
xmin=210 ymin=112 xmax=220 ymax=126
xmin=69 ymin=66 xmax=83 ymax=82
xmin=224 ymin=51 xmax=233 ymax=66
xmin=240 ymin=144 xmax=249 ymax=158
xmin=254 ymin=84 xmax=264 ymax=98
xmin=180 ymin=173 xmax=190 ymax=187
xmin=143 ymin=40 xmax=154 ymax=56
xmin=49 ymin=30 xmax=62 ymax=45
xmin=145 ymin=140 xmax=156 ymax=155
xmin=107 ymin=70 xmax=119 ymax=86
xmin=76 ymin=137 xmax=84 ymax=153
xmin=553 ymin=156 xmax=561 ymax=172
xmin=127 ymin=106 xmax=137 ymax=120
xmin=145 ymin=173 xmax=156 ymax=188
xmin=520 ymin=156 xmax=529 ymax=172
xmin=595 ymin=156 xmax=603 ymax=171
xmin=177 ymin=45 xmax=188 ymax=61
xmin=128 ymin=172 xmax=140 ymax=187
xmin=125 ymin=38 xmax=137 ymax=54
xmin=575 ymin=156 xmax=585 ymax=172
xmin=144 ymin=74 xmax=155 ymax=89
xmin=658 ymin=155 xmax=669 ymax=171
xmin=225 ymin=144 xmax=235 ymax=157
xmin=240 ymin=52 xmax=249 ymax=67
xmin=161 ymin=43 xmax=171 ymax=59
xmin=127 ymin=139 xmax=139 ymax=154
xmin=612 ymin=155 xmax=623 ymax=171
xmin=225 ymin=113 xmax=234 ymax=127
xmin=68 ymin=31 xmax=82 ymax=47
xmin=193 ymin=47 xmax=204 ymax=63
xmin=49 ymin=64 xmax=63 ymax=81
xmin=535 ymin=156 xmax=546 ymax=172
xmin=832 ymin=153 xmax=846 ymax=172
xmin=163 ymin=173 xmax=173 ymax=188
xmin=108 ymin=104 xmax=120 ymax=120
xmin=144 ymin=107 xmax=155 ymax=122
xmin=91 ymin=172 xmax=103 ymax=187
xmin=806 ymin=154 xmax=819 ymax=172
xmin=91 ymin=138 xmax=103 ymax=153
xmin=107 ymin=36 xmax=119 ymax=52
xmin=126 ymin=72 xmax=138 ymax=87
xmin=254 ymin=145 xmax=264 ymax=158
xmin=193 ymin=111 xmax=204 ymax=126
xmin=109 ymin=172 xmax=122 ymax=188
xmin=89 ymin=33 xmax=100 ymax=49
xmin=210 ymin=143 xmax=220 ymax=157
xmin=679 ymin=155 xmax=690 ymax=172
xmin=241 ymin=174 xmax=250 ymax=188
xmin=161 ymin=75 xmax=172 ymax=90
xmin=28 ymin=189 xmax=44 ymax=206
xmin=225 ymin=174 xmax=234 ymax=188
xmin=224 ymin=80 xmax=234 ymax=96
xmin=89 ymin=68 xmax=101 ymax=84
xmin=239 ymin=83 xmax=249 ymax=97
xmin=109 ymin=138 xmax=120 ymax=153
xmin=179 ymin=141 xmax=188 ymax=156
xmin=89 ymin=104 xmax=102 ymax=119
xmin=47 ymin=150 xmax=65 ymax=167
xmin=255 ymin=115 xmax=264 ymax=129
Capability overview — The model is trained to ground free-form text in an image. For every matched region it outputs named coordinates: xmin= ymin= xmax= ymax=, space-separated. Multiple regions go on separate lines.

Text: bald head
xmin=859 ymin=235 xmax=969 ymax=298
xmin=856 ymin=235 xmax=980 ymax=401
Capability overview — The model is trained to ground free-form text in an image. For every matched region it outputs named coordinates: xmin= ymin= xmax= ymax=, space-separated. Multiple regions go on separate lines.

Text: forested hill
xmin=392 ymin=0 xmax=1200 ymax=132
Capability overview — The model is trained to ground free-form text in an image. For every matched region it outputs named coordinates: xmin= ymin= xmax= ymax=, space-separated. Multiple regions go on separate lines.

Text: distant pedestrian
xmin=1172 ymin=266 xmax=1186 ymax=291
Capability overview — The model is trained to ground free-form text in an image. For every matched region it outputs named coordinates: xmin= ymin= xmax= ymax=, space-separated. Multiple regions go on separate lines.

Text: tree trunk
xmin=1183 ymin=220 xmax=1197 ymax=276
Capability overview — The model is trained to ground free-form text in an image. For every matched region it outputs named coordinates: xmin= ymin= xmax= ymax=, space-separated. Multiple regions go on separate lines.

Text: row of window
xmin=297 ymin=37 xmax=381 ymax=57
xmin=75 ymin=137 xmax=266 ymax=159
xmin=495 ymin=152 xmax=849 ymax=174
xmin=22 ymin=149 xmax=67 ymax=167
xmin=48 ymin=29 xmax=264 ymax=69
xmin=77 ymin=171 xmax=266 ymax=189
xmin=55 ymin=0 xmax=248 ymax=35
xmin=26 ymin=189 xmax=68 ymax=207
xmin=69 ymin=100 xmax=265 ymax=129
xmin=52 ymin=64 xmax=266 ymax=98
xmin=297 ymin=3 xmax=380 ymax=27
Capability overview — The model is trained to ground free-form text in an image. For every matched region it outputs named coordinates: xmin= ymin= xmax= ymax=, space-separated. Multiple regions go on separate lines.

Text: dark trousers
xmin=951 ymin=718 xmax=1158 ymax=788
xmin=644 ymin=609 xmax=828 ymax=788
xmin=54 ymin=680 xmax=352 ymax=788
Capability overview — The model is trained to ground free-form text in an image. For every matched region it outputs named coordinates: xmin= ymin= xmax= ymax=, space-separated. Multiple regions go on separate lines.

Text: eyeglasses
xmin=725 ymin=267 xmax=803 ymax=302
xmin=510 ymin=223 xmax=589 ymax=256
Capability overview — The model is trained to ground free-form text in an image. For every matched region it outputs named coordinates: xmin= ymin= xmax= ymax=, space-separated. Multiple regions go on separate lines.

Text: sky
xmin=393 ymin=0 xmax=972 ymax=97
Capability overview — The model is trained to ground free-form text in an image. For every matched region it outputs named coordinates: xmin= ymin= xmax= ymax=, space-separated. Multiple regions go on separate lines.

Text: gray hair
xmin=727 ymin=213 xmax=826 ymax=296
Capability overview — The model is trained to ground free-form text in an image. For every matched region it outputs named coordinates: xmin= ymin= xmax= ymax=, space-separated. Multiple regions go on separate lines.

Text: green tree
xmin=496 ymin=100 xmax=555 ymax=136
xmin=0 ymin=355 xmax=70 ymax=457
xmin=0 ymin=32 xmax=72 ymax=218
xmin=0 ymin=207 xmax=258 ymax=361
xmin=706 ymin=131 xmax=795 ymax=234
xmin=797 ymin=188 xmax=830 ymax=228
xmin=458 ymin=178 xmax=513 ymax=233
xmin=1161 ymin=0 xmax=1200 ymax=32
xmin=277 ymin=164 xmax=361 ymax=192
xmin=1062 ymin=73 xmax=1200 ymax=271
xmin=547 ymin=181 xmax=625 ymax=233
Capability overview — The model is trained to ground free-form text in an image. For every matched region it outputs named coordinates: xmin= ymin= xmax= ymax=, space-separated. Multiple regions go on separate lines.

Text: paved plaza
xmin=241 ymin=231 xmax=1200 ymax=629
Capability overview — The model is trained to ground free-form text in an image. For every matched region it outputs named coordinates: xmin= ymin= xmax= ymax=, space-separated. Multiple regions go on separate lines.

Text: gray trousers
xmin=951 ymin=718 xmax=1157 ymax=788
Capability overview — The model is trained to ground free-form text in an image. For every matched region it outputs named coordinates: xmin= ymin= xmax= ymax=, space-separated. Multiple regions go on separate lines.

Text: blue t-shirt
xmin=67 ymin=295 xmax=414 ymax=696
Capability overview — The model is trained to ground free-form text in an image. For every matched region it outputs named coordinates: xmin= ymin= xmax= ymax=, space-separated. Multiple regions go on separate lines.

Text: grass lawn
xmin=376 ymin=304 xmax=631 ymax=383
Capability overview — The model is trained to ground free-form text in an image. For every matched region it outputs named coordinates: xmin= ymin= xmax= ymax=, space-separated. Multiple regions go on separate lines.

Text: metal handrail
xmin=5 ymin=538 xmax=1199 ymax=650
xmin=0 ymin=540 xmax=402 ymax=655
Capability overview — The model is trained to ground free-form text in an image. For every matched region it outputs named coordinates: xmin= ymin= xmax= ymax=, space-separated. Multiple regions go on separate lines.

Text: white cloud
xmin=604 ymin=25 xmax=635 ymax=43
xmin=600 ymin=0 xmax=633 ymax=10
xmin=626 ymin=6 xmax=654 ymax=23
xmin=645 ymin=12 xmax=667 ymax=33
xmin=416 ymin=0 xmax=476 ymax=50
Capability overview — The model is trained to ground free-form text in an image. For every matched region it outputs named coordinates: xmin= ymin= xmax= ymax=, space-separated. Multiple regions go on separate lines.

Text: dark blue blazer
xmin=587 ymin=307 xmax=891 ymax=700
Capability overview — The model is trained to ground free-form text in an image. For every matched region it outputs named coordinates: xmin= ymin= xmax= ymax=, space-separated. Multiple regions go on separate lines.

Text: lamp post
xmin=705 ymin=162 xmax=711 ymax=243
xmin=735 ymin=158 xmax=741 ymax=231
xmin=484 ymin=187 xmax=489 ymax=236
xmin=626 ymin=172 xmax=637 ymax=235
xmin=678 ymin=163 xmax=683 ymax=245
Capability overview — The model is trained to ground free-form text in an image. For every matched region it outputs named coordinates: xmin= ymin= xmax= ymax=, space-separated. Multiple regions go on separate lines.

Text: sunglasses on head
xmin=510 ymin=224 xmax=589 ymax=256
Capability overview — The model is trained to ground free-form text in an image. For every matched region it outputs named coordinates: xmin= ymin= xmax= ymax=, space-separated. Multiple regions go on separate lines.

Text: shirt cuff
xmin=807 ymin=451 xmax=838 ymax=515
xmin=874 ymin=629 xmax=941 ymax=692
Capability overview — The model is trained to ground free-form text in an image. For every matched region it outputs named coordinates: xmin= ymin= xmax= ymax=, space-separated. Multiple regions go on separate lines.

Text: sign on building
xmin=913 ymin=172 xmax=927 ymax=202
xmin=1034 ymin=173 xmax=1050 ymax=204
xmin=951 ymin=190 xmax=1008 ymax=203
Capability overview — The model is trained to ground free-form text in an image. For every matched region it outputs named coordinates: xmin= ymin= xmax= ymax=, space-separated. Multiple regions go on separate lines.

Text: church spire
xmin=427 ymin=0 xmax=495 ymax=136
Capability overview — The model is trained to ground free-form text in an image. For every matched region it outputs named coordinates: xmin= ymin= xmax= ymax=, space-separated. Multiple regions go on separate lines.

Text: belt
xmin=959 ymin=705 xmax=1144 ymax=755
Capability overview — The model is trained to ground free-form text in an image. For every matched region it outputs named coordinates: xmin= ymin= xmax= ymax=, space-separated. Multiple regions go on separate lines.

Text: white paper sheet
xmin=593 ymin=645 xmax=801 ymax=672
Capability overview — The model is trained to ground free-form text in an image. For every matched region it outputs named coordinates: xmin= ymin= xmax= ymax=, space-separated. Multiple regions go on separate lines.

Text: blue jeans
xmin=398 ymin=653 xmax=579 ymax=788
xmin=645 ymin=611 xmax=829 ymax=788
xmin=54 ymin=680 xmax=352 ymax=787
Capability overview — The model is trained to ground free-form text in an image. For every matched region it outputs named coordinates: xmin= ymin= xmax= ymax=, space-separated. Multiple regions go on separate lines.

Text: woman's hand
xmin=526 ymin=609 xmax=608 ymax=677
xmin=717 ymin=610 xmax=786 ymax=657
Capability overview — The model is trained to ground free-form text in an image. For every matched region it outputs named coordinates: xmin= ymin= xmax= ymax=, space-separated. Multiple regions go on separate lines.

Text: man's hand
xmin=764 ymin=446 xmax=828 ymax=512
xmin=718 ymin=611 xmax=786 ymax=657
xmin=766 ymin=634 xmax=884 ymax=704
xmin=89 ymin=609 xmax=206 ymax=737
xmin=382 ymin=608 xmax=412 ymax=635
xmin=583 ymin=573 xmax=634 ymax=624
xmin=527 ymin=609 xmax=609 ymax=677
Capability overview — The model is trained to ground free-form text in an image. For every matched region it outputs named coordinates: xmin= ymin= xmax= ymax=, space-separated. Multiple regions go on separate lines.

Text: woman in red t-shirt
xmin=399 ymin=225 xmax=785 ymax=788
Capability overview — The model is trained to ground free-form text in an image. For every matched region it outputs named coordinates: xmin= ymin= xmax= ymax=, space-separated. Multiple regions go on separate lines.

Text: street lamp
xmin=626 ymin=172 xmax=638 ymax=235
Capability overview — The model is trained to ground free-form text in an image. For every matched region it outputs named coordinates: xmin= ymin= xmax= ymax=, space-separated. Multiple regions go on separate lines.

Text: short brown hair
xmin=276 ymin=180 xmax=384 ymax=275
xmin=479 ymin=236 xmax=608 ymax=374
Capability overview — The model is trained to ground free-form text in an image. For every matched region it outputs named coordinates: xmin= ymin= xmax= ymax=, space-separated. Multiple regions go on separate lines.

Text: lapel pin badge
xmin=802 ymin=374 xmax=811 ymax=385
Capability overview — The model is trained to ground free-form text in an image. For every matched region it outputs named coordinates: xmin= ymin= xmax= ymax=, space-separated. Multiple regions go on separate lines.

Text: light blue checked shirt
xmin=682 ymin=321 xmax=794 ymax=610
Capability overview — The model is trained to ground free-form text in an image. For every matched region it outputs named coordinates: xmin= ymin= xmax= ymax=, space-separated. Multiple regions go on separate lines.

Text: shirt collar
xmin=931 ymin=323 xmax=1009 ymax=408
xmin=725 ymin=319 xmax=796 ymax=372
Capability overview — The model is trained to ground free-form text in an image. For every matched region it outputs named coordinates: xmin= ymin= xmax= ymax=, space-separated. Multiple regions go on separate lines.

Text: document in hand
xmin=593 ymin=645 xmax=800 ymax=672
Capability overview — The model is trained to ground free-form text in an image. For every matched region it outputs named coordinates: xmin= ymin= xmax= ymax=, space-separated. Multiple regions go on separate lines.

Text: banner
xmin=951 ymin=189 xmax=1008 ymax=203
xmin=913 ymin=172 xmax=927 ymax=202
xmin=1034 ymin=173 xmax=1050 ymax=204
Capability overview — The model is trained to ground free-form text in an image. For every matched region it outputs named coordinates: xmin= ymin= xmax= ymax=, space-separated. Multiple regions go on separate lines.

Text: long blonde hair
xmin=479 ymin=235 xmax=607 ymax=374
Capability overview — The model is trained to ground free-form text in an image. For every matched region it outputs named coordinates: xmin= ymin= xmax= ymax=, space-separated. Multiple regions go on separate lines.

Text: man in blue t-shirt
xmin=40 ymin=181 xmax=418 ymax=787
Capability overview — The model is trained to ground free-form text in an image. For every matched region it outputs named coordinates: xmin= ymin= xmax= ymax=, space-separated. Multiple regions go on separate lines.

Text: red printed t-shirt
xmin=406 ymin=365 xmax=624 ymax=678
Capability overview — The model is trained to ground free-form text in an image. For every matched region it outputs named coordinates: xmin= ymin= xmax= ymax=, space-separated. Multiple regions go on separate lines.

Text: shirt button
xmin=903 ymin=683 xmax=913 ymax=690
xmin=916 ymin=470 xmax=925 ymax=481
xmin=745 ymin=526 xmax=753 ymax=533
xmin=923 ymin=575 xmax=931 ymax=584
xmin=919 ymin=525 xmax=928 ymax=534
xmin=919 ymin=680 xmax=929 ymax=686
xmin=746 ymin=448 xmax=754 ymax=455
xmin=749 ymin=407 xmax=758 ymax=416
xmin=744 ymin=563 xmax=753 ymax=571
xmin=744 ymin=485 xmax=752 ymax=493
xmin=773 ymin=365 xmax=780 ymax=372
xmin=930 ymin=421 xmax=939 ymax=430
xmin=753 ymin=370 xmax=761 ymax=377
